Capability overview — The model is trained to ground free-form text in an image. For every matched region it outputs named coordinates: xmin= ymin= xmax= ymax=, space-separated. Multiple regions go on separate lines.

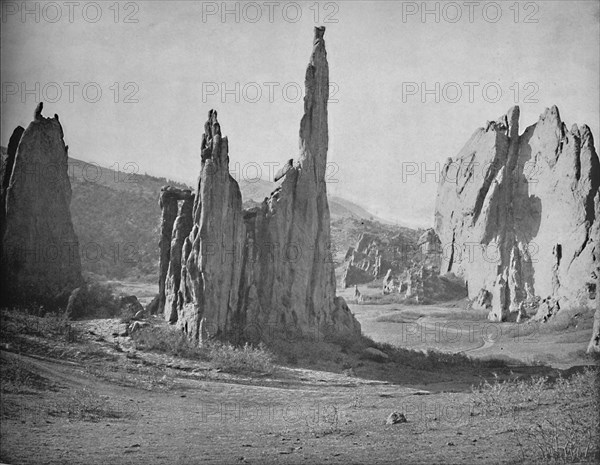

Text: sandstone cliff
xmin=159 ymin=27 xmax=360 ymax=344
xmin=0 ymin=103 xmax=83 ymax=305
xmin=434 ymin=106 xmax=599 ymax=322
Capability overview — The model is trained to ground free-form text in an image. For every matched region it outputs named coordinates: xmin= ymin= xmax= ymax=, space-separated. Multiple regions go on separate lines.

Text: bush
xmin=66 ymin=282 xmax=121 ymax=319
xmin=131 ymin=325 xmax=274 ymax=375
xmin=130 ymin=325 xmax=202 ymax=359
xmin=208 ymin=342 xmax=274 ymax=374
xmin=0 ymin=307 xmax=81 ymax=343
xmin=471 ymin=368 xmax=599 ymax=464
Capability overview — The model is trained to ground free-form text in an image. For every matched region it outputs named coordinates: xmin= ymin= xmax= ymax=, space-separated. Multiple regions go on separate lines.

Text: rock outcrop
xmin=157 ymin=186 xmax=193 ymax=321
xmin=382 ymin=264 xmax=466 ymax=303
xmin=434 ymin=106 xmax=599 ymax=322
xmin=340 ymin=231 xmax=418 ymax=288
xmin=341 ymin=233 xmax=383 ymax=288
xmin=159 ymin=27 xmax=360 ymax=344
xmin=417 ymin=228 xmax=442 ymax=269
xmin=0 ymin=103 xmax=82 ymax=305
xmin=588 ymin=270 xmax=600 ymax=353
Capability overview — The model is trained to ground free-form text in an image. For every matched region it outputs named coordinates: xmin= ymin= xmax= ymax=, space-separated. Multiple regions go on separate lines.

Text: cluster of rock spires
xmin=340 ymin=233 xmax=386 ymax=288
xmin=340 ymin=228 xmax=437 ymax=289
xmin=155 ymin=27 xmax=360 ymax=344
xmin=433 ymin=105 xmax=599 ymax=350
xmin=340 ymin=226 xmax=464 ymax=304
xmin=0 ymin=103 xmax=83 ymax=306
xmin=381 ymin=230 xmax=465 ymax=304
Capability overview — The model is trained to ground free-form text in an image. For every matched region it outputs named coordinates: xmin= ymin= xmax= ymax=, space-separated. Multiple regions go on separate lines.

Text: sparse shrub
xmin=0 ymin=307 xmax=81 ymax=344
xmin=130 ymin=325 xmax=203 ymax=359
xmin=472 ymin=368 xmax=599 ymax=464
xmin=49 ymin=387 xmax=137 ymax=421
xmin=0 ymin=353 xmax=57 ymax=394
xmin=207 ymin=342 xmax=274 ymax=374
xmin=66 ymin=282 xmax=121 ymax=319
xmin=131 ymin=325 xmax=274 ymax=374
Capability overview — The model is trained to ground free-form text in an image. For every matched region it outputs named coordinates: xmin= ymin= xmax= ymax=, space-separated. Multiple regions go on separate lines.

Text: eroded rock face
xmin=0 ymin=103 xmax=82 ymax=305
xmin=417 ymin=228 xmax=442 ymax=269
xmin=341 ymin=232 xmax=412 ymax=288
xmin=160 ymin=27 xmax=360 ymax=344
xmin=434 ymin=106 xmax=599 ymax=322
xmin=157 ymin=186 xmax=193 ymax=320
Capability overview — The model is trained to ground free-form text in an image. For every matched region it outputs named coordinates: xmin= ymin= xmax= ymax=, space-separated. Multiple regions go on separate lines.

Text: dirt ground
xmin=1 ymin=284 xmax=597 ymax=465
xmin=340 ymin=286 xmax=593 ymax=370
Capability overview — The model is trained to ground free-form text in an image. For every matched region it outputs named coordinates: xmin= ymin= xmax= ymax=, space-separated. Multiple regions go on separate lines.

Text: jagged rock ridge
xmin=0 ymin=103 xmax=83 ymax=305
xmin=434 ymin=106 xmax=599 ymax=324
xmin=158 ymin=27 xmax=360 ymax=344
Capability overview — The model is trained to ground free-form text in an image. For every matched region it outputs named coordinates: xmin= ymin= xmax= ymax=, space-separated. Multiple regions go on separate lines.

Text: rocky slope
xmin=0 ymin=103 xmax=83 ymax=305
xmin=0 ymin=151 xmax=386 ymax=284
xmin=159 ymin=27 xmax=360 ymax=344
xmin=434 ymin=106 xmax=599 ymax=323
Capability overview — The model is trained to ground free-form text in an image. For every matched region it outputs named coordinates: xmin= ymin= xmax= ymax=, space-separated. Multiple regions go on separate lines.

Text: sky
xmin=1 ymin=0 xmax=599 ymax=228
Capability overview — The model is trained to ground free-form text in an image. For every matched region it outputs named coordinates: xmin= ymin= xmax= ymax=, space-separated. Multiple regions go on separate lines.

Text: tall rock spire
xmin=159 ymin=27 xmax=360 ymax=345
xmin=0 ymin=104 xmax=83 ymax=305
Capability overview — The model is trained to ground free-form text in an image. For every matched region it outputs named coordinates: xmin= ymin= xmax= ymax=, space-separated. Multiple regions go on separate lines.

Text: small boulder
xmin=363 ymin=347 xmax=389 ymax=362
xmin=386 ymin=412 xmax=407 ymax=425
xmin=120 ymin=295 xmax=143 ymax=316
xmin=128 ymin=320 xmax=150 ymax=335
xmin=532 ymin=297 xmax=560 ymax=322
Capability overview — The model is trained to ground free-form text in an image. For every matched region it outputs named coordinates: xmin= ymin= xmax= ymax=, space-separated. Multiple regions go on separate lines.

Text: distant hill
xmin=1 ymin=151 xmax=419 ymax=282
xmin=238 ymin=178 xmax=391 ymax=223
xmin=66 ymin=158 xmax=190 ymax=282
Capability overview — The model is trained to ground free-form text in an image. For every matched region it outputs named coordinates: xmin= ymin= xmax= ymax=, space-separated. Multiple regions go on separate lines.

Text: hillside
xmin=66 ymin=158 xmax=189 ymax=281
xmin=0 ymin=151 xmax=419 ymax=282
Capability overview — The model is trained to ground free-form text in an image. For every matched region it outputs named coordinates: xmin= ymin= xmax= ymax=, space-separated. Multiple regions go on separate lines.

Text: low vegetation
xmin=130 ymin=325 xmax=275 ymax=375
xmin=66 ymin=282 xmax=122 ymax=320
xmin=0 ymin=306 xmax=81 ymax=344
xmin=472 ymin=368 xmax=599 ymax=464
xmin=269 ymin=330 xmax=506 ymax=374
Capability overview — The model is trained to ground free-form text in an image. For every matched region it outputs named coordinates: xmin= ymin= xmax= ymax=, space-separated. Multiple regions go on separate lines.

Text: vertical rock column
xmin=164 ymin=194 xmax=194 ymax=322
xmin=159 ymin=28 xmax=361 ymax=345
xmin=242 ymin=26 xmax=360 ymax=337
xmin=157 ymin=186 xmax=193 ymax=317
xmin=175 ymin=111 xmax=246 ymax=343
xmin=0 ymin=103 xmax=82 ymax=305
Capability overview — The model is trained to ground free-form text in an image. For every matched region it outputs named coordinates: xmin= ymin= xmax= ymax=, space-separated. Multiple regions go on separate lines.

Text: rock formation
xmin=434 ymin=106 xmax=599 ymax=322
xmin=156 ymin=186 xmax=193 ymax=320
xmin=382 ymin=264 xmax=466 ymax=303
xmin=0 ymin=103 xmax=83 ymax=305
xmin=158 ymin=27 xmax=360 ymax=344
xmin=341 ymin=233 xmax=383 ymax=288
xmin=417 ymin=228 xmax=442 ymax=269
xmin=340 ymin=232 xmax=415 ymax=288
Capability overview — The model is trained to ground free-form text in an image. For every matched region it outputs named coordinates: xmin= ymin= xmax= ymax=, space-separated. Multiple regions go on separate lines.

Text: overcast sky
xmin=2 ymin=1 xmax=598 ymax=227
